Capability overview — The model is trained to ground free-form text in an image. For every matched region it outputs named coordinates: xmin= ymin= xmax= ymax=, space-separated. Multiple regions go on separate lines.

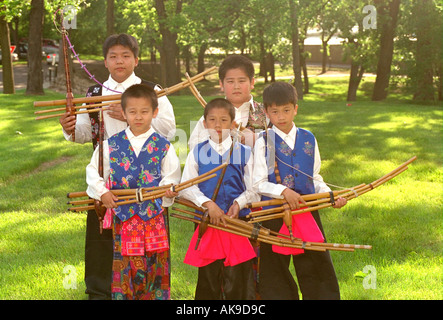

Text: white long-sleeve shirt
xmin=179 ymin=136 xmax=260 ymax=210
xmin=86 ymin=127 xmax=181 ymax=207
xmin=63 ymin=73 xmax=176 ymax=142
xmin=253 ymin=123 xmax=330 ymax=199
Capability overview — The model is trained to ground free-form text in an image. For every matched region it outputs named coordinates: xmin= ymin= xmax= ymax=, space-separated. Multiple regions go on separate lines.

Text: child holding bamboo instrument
xmin=60 ymin=33 xmax=176 ymax=300
xmin=188 ymin=54 xmax=268 ymax=150
xmin=86 ymin=84 xmax=181 ymax=300
xmin=253 ymin=81 xmax=347 ymax=300
xmin=179 ymin=98 xmax=260 ymax=300
xmin=60 ymin=33 xmax=176 ymax=143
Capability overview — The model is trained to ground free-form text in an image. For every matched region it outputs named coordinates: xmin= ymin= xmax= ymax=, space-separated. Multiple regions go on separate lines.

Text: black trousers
xmin=258 ymin=210 xmax=340 ymax=300
xmin=84 ymin=210 xmax=113 ymax=300
xmin=195 ymin=259 xmax=256 ymax=300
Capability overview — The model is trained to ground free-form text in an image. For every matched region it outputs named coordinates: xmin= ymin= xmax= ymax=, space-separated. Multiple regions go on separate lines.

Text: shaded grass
xmin=0 ymin=78 xmax=442 ymax=300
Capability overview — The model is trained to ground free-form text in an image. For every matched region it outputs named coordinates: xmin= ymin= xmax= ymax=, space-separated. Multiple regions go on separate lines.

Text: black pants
xmin=84 ymin=210 xmax=113 ymax=300
xmin=258 ymin=211 xmax=340 ymax=300
xmin=195 ymin=259 xmax=256 ymax=300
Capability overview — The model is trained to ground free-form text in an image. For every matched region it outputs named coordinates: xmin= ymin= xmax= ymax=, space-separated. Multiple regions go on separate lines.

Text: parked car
xmin=44 ymin=46 xmax=59 ymax=65
xmin=16 ymin=43 xmax=28 ymax=60
xmin=0 ymin=49 xmax=19 ymax=64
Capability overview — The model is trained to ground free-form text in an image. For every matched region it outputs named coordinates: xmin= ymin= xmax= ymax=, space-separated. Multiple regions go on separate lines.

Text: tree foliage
xmin=2 ymin=0 xmax=442 ymax=101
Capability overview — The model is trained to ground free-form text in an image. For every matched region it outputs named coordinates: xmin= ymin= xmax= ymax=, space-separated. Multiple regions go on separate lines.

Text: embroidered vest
xmin=108 ymin=130 xmax=170 ymax=222
xmin=262 ymin=128 xmax=316 ymax=198
xmin=86 ymin=80 xmax=156 ymax=151
xmin=245 ymin=101 xmax=267 ymax=132
xmin=194 ymin=140 xmax=252 ymax=217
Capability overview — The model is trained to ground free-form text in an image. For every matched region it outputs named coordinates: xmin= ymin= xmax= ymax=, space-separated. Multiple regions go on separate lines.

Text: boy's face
xmin=122 ymin=97 xmax=158 ymax=136
xmin=265 ymin=103 xmax=298 ymax=134
xmin=203 ymin=107 xmax=233 ymax=143
xmin=219 ymin=68 xmax=255 ymax=108
xmin=104 ymin=44 xmax=139 ymax=83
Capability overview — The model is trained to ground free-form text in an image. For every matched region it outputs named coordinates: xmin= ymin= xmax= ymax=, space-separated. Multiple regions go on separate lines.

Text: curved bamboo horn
xmin=34 ymin=66 xmax=217 ymax=120
xmin=247 ymin=156 xmax=417 ymax=224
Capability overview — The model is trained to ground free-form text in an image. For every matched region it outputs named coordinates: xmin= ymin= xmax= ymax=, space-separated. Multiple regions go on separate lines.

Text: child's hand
xmin=332 ymin=197 xmax=347 ymax=209
xmin=164 ymin=189 xmax=178 ymax=198
xmin=59 ymin=112 xmax=76 ymax=135
xmin=231 ymin=121 xmax=256 ymax=147
xmin=203 ymin=201 xmax=226 ymax=226
xmin=227 ymin=202 xmax=240 ymax=219
xmin=101 ymin=191 xmax=118 ymax=209
xmin=281 ymin=188 xmax=307 ymax=210
xmin=108 ymin=103 xmax=126 ymax=121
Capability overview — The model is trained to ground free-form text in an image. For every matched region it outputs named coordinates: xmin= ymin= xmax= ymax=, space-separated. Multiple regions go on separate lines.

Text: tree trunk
xmin=302 ymin=54 xmax=309 ymax=94
xmin=106 ymin=0 xmax=115 ymax=37
xmin=372 ymin=0 xmax=401 ymax=101
xmin=347 ymin=61 xmax=364 ymax=101
xmin=267 ymin=52 xmax=275 ymax=82
xmin=321 ymin=40 xmax=328 ymax=74
xmin=197 ymin=43 xmax=207 ymax=74
xmin=0 ymin=13 xmax=15 ymax=94
xmin=438 ymin=63 xmax=442 ymax=101
xmin=289 ymin=0 xmax=303 ymax=100
xmin=258 ymin=27 xmax=267 ymax=81
xmin=413 ymin=0 xmax=435 ymax=101
xmin=183 ymin=45 xmax=191 ymax=75
xmin=26 ymin=0 xmax=44 ymax=95
xmin=154 ymin=0 xmax=181 ymax=87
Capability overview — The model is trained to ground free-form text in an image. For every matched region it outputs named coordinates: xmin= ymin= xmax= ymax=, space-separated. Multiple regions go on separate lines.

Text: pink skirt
xmin=272 ymin=211 xmax=324 ymax=255
xmin=184 ymin=226 xmax=256 ymax=267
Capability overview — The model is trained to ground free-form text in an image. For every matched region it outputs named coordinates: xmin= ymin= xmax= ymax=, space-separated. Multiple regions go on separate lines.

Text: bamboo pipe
xmin=247 ymin=183 xmax=369 ymax=219
xmin=170 ymin=211 xmax=369 ymax=252
xmin=169 ymin=211 xmax=326 ymax=251
xmin=34 ymin=72 xmax=205 ymax=120
xmin=248 ymin=179 xmax=387 ymax=223
xmin=34 ymin=100 xmax=120 ymax=114
xmin=172 ymin=199 xmax=368 ymax=252
xmin=172 ymin=206 xmax=271 ymax=237
xmin=248 ymin=160 xmax=413 ymax=224
xmin=68 ymin=162 xmax=228 ymax=211
xmin=67 ymin=183 xmax=172 ymax=199
xmin=245 ymin=186 xmax=365 ymax=210
xmin=185 ymin=72 xmax=207 ymax=107
xmin=67 ymin=162 xmax=227 ymax=201
xmin=34 ymin=66 xmax=217 ymax=108
xmin=68 ymin=173 xmax=217 ymax=212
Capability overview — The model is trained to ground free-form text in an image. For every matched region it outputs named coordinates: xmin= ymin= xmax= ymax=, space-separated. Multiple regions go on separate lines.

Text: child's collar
xmin=272 ymin=122 xmax=297 ymax=137
xmin=235 ymin=95 xmax=255 ymax=111
xmin=125 ymin=126 xmax=154 ymax=139
xmin=208 ymin=135 xmax=232 ymax=149
xmin=107 ymin=72 xmax=138 ymax=91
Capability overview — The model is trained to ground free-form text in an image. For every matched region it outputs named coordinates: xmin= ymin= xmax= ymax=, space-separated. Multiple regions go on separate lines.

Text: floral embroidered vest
xmin=108 ymin=130 xmax=170 ymax=222
xmin=245 ymin=101 xmax=267 ymax=132
xmin=194 ymin=140 xmax=252 ymax=217
xmin=262 ymin=128 xmax=316 ymax=197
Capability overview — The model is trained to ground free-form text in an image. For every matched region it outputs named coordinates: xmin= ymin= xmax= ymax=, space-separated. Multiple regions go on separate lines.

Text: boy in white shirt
xmin=86 ymin=84 xmax=180 ymax=300
xmin=253 ymin=82 xmax=346 ymax=300
xmin=188 ymin=55 xmax=268 ymax=150
xmin=180 ymin=98 xmax=260 ymax=300
xmin=59 ymin=34 xmax=176 ymax=300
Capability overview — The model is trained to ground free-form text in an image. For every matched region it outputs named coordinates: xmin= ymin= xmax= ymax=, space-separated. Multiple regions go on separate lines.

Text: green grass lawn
xmin=0 ymin=75 xmax=441 ymax=300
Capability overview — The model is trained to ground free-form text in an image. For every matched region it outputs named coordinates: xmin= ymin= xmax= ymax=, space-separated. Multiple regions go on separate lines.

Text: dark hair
xmin=219 ymin=55 xmax=255 ymax=81
xmin=121 ymin=84 xmax=158 ymax=111
xmin=263 ymin=82 xmax=298 ymax=109
xmin=204 ymin=98 xmax=235 ymax=121
xmin=102 ymin=33 xmax=139 ymax=58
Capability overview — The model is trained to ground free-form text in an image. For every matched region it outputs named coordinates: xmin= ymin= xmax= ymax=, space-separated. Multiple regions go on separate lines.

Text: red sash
xmin=184 ymin=226 xmax=256 ymax=267
xmin=272 ymin=210 xmax=324 ymax=255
